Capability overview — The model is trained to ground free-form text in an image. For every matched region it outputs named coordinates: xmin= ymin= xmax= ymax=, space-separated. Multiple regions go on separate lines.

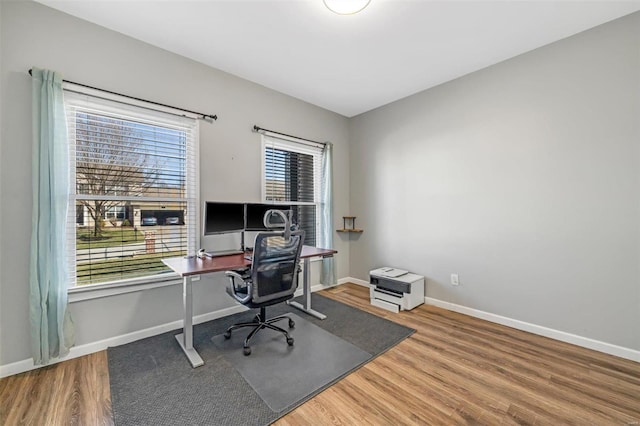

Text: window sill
xmin=68 ymin=274 xmax=183 ymax=303
xmin=68 ymin=257 xmax=329 ymax=303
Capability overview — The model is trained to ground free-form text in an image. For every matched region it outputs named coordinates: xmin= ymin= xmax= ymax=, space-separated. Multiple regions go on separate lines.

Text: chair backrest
xmin=249 ymin=229 xmax=305 ymax=305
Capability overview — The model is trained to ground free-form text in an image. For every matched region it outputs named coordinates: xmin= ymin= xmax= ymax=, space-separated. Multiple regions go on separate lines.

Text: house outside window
xmin=65 ymin=92 xmax=198 ymax=287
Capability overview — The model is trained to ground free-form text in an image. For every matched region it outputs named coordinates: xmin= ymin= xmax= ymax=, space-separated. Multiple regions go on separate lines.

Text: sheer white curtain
xmin=30 ymin=67 xmax=75 ymax=364
xmin=320 ymin=142 xmax=336 ymax=285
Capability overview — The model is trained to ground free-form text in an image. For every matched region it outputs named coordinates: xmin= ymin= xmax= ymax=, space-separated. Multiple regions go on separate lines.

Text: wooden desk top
xmin=162 ymin=245 xmax=337 ymax=277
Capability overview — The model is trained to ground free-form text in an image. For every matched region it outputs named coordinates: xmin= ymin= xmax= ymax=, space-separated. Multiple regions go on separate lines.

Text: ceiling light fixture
xmin=323 ymin=0 xmax=371 ymax=15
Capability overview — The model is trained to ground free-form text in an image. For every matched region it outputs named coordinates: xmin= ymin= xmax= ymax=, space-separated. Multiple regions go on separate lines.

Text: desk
xmin=162 ymin=245 xmax=337 ymax=367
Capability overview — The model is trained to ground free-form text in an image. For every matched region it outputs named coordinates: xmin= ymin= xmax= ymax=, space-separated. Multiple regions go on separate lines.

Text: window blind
xmin=65 ymin=92 xmax=198 ymax=287
xmin=262 ymin=135 xmax=322 ymax=246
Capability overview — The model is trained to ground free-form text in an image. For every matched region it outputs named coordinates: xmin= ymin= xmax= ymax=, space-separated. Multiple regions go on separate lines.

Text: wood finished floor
xmin=1 ymin=283 xmax=639 ymax=425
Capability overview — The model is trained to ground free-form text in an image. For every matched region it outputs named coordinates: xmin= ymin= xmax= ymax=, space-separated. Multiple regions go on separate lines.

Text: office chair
xmin=224 ymin=228 xmax=304 ymax=355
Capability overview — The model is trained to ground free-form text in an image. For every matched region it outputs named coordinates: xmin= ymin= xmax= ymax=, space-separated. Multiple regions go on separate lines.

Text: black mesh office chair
xmin=224 ymin=228 xmax=305 ymax=355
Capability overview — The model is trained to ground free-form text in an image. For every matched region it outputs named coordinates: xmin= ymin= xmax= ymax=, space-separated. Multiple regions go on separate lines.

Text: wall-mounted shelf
xmin=337 ymin=216 xmax=363 ymax=233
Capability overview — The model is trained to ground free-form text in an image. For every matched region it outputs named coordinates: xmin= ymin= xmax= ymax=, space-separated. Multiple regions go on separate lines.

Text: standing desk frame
xmin=162 ymin=245 xmax=337 ymax=368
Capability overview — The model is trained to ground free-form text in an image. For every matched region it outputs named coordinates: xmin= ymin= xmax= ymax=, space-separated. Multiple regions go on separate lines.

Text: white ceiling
xmin=36 ymin=0 xmax=640 ymax=117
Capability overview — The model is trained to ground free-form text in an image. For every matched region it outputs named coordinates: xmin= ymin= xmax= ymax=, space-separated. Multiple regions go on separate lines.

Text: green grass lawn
xmin=76 ymin=250 xmax=185 ymax=285
xmin=76 ymin=227 xmax=145 ymax=250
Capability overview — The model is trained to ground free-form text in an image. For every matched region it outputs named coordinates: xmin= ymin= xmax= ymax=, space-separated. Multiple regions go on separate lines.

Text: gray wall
xmin=2 ymin=1 xmax=638 ymax=367
xmin=0 ymin=2 xmax=350 ymax=365
xmin=349 ymin=12 xmax=640 ymax=350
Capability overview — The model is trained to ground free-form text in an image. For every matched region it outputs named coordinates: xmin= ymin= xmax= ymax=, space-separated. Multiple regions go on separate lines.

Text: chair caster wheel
xmin=254 ymin=315 xmax=261 ymax=322
xmin=223 ymin=331 xmax=231 ymax=340
xmin=243 ymin=346 xmax=251 ymax=356
xmin=287 ymin=337 xmax=294 ymax=346
xmin=288 ymin=318 xmax=295 ymax=328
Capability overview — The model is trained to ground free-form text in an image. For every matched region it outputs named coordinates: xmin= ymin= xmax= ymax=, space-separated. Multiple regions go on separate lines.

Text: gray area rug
xmin=108 ymin=293 xmax=415 ymax=426
xmin=211 ymin=313 xmax=371 ymax=412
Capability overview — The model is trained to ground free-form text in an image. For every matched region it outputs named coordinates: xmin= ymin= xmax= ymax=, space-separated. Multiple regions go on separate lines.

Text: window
xmin=65 ymin=93 xmax=198 ymax=287
xmin=105 ymin=206 xmax=126 ymax=220
xmin=262 ymin=135 xmax=322 ymax=246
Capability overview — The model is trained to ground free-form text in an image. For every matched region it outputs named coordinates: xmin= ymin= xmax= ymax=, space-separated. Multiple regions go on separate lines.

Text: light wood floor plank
xmin=1 ymin=283 xmax=638 ymax=425
xmin=0 ymin=351 xmax=113 ymax=426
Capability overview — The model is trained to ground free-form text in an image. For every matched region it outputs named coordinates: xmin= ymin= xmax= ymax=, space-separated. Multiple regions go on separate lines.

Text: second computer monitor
xmin=245 ymin=203 xmax=291 ymax=231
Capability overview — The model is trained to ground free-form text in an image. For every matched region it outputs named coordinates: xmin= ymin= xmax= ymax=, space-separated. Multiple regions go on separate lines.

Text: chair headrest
xmin=263 ymin=209 xmax=292 ymax=241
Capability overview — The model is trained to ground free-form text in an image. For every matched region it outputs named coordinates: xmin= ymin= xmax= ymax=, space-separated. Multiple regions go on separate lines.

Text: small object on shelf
xmin=337 ymin=216 xmax=363 ymax=233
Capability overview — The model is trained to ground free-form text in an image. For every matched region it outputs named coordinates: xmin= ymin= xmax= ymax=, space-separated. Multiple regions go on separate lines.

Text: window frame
xmin=261 ymin=135 xmax=322 ymax=245
xmin=64 ymin=90 xmax=200 ymax=295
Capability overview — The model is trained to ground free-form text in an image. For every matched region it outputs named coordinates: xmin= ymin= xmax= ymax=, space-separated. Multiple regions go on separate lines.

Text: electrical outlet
xmin=450 ymin=273 xmax=459 ymax=286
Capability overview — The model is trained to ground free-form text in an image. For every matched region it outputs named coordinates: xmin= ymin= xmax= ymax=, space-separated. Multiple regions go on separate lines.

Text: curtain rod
xmin=28 ymin=69 xmax=217 ymax=121
xmin=252 ymin=125 xmax=326 ymax=146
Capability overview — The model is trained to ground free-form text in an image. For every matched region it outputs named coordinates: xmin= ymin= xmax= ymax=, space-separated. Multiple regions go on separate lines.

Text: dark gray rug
xmin=108 ymin=293 xmax=415 ymax=426
xmin=211 ymin=313 xmax=371 ymax=412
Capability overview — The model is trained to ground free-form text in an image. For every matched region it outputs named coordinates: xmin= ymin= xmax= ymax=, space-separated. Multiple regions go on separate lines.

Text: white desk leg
xmin=288 ymin=257 xmax=327 ymax=320
xmin=175 ymin=276 xmax=204 ymax=367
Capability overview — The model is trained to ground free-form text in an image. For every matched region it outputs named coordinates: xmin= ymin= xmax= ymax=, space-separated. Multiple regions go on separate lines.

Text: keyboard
xmin=206 ymin=249 xmax=244 ymax=257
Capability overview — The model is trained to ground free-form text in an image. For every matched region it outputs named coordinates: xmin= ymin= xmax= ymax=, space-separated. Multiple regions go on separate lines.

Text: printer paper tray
xmin=371 ymin=298 xmax=400 ymax=313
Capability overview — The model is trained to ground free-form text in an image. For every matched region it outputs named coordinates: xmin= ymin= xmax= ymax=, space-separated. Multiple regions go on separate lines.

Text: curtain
xmin=320 ymin=142 xmax=336 ymax=285
xmin=30 ymin=68 xmax=75 ymax=365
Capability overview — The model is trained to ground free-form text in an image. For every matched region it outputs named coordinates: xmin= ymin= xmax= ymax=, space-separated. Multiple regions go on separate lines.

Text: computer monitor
xmin=203 ymin=202 xmax=245 ymax=235
xmin=245 ymin=203 xmax=292 ymax=231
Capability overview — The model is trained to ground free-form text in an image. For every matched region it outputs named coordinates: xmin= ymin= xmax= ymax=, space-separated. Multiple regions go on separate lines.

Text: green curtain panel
xmin=320 ymin=142 xmax=336 ymax=285
xmin=29 ymin=67 xmax=75 ymax=365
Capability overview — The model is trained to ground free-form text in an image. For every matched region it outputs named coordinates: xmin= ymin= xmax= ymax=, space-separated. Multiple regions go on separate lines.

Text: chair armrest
xmin=225 ymin=270 xmax=247 ymax=282
xmin=225 ymin=271 xmax=251 ymax=304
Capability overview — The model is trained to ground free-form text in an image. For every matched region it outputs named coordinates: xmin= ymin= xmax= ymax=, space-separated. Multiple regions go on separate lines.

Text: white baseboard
xmin=424 ymin=297 xmax=640 ymax=363
xmin=0 ymin=278 xmax=349 ymax=379
xmin=0 ymin=304 xmax=247 ymax=379
xmin=341 ymin=277 xmax=370 ymax=287
xmin=13 ymin=280 xmax=633 ymax=377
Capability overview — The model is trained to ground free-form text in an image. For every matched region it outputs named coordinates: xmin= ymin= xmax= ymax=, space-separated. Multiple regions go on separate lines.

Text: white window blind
xmin=262 ymin=135 xmax=322 ymax=246
xmin=65 ymin=92 xmax=198 ymax=287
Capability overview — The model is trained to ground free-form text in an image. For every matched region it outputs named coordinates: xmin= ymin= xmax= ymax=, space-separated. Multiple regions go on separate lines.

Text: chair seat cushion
xmin=226 ymin=282 xmax=293 ymax=308
xmin=244 ymin=294 xmax=293 ymax=309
